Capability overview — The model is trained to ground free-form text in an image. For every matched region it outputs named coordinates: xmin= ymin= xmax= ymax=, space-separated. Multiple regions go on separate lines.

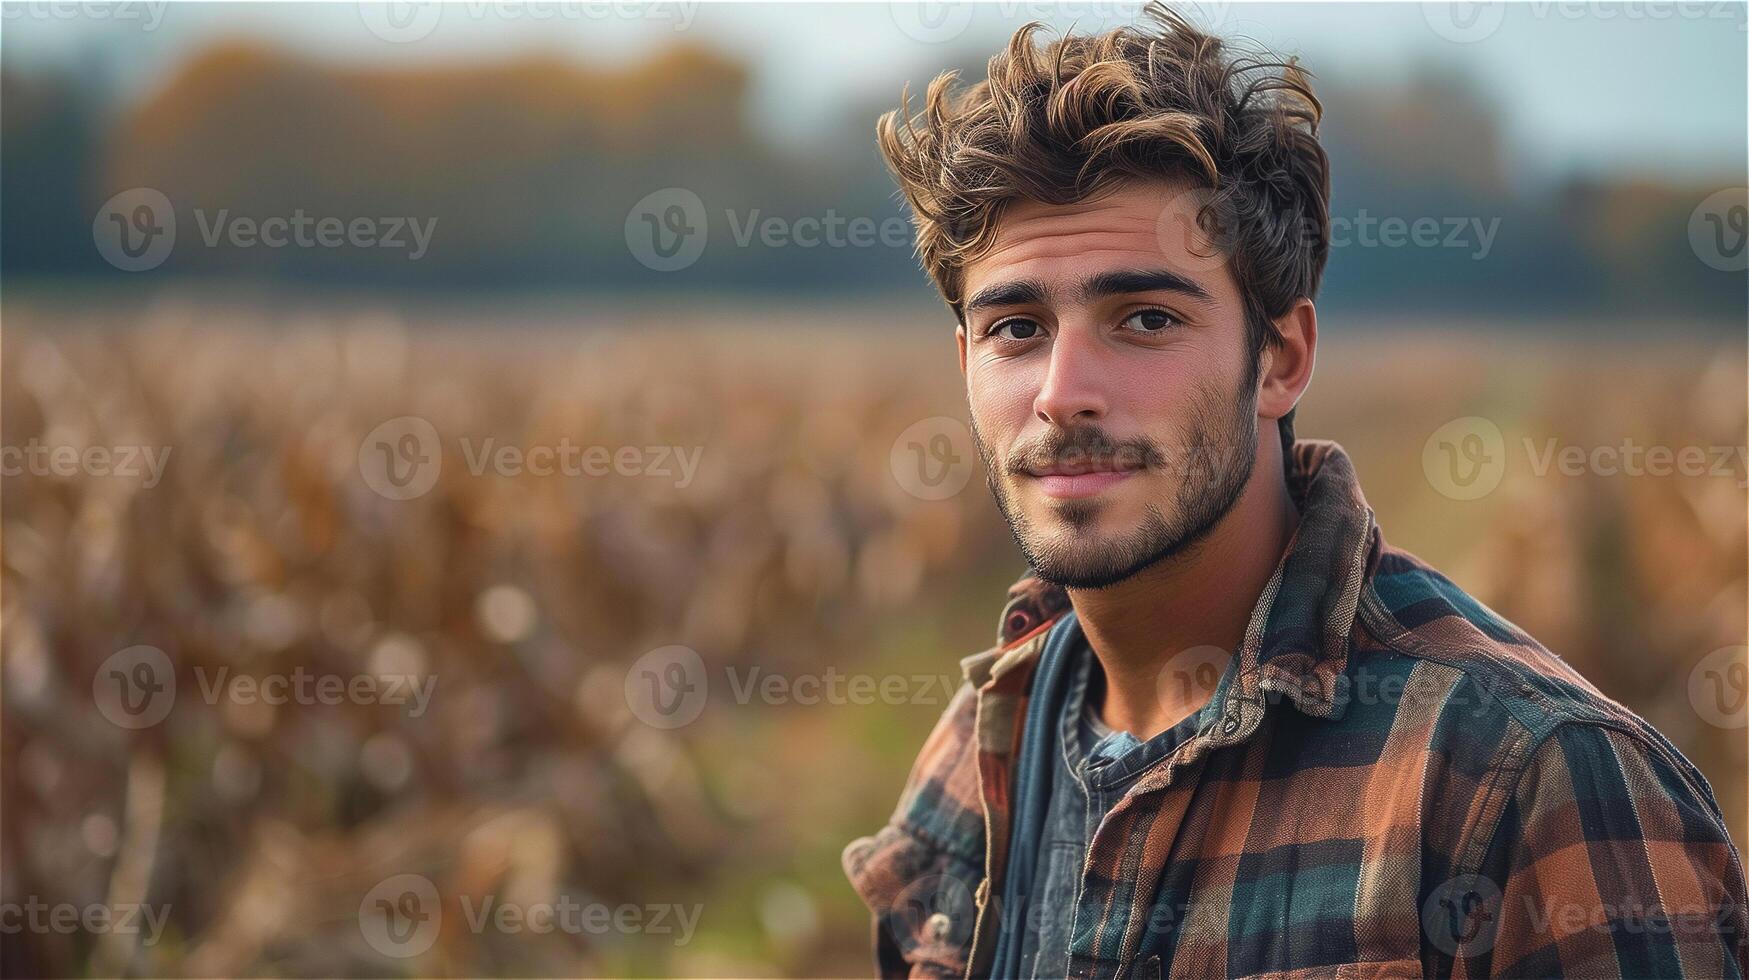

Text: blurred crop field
xmin=2 ymin=293 xmax=1744 ymax=977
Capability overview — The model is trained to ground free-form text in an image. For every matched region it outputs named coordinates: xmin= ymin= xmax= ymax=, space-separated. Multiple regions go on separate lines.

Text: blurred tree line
xmin=1 ymin=40 xmax=1741 ymax=321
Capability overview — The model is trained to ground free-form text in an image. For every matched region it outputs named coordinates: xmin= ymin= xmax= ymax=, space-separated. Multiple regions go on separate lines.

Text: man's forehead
xmin=962 ymin=180 xmax=1231 ymax=305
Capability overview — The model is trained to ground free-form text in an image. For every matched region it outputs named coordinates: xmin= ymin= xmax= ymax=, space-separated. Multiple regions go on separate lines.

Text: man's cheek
xmin=967 ymin=365 xmax=1037 ymax=420
xmin=969 ymin=394 xmax=1006 ymax=432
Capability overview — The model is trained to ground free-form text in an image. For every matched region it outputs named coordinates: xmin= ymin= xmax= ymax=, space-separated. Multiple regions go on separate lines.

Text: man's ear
xmin=955 ymin=322 xmax=968 ymax=378
xmin=1257 ymin=298 xmax=1316 ymax=423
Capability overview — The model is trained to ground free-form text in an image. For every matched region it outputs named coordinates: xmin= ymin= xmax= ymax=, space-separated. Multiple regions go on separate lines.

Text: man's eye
xmin=1120 ymin=310 xmax=1177 ymax=333
xmin=992 ymin=319 xmax=1043 ymax=341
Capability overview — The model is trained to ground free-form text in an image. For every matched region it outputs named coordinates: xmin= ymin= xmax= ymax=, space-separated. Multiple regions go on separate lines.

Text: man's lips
xmin=1020 ymin=466 xmax=1139 ymax=499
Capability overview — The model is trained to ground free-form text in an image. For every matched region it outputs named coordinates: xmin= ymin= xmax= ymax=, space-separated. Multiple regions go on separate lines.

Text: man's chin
xmin=1019 ymin=531 xmax=1175 ymax=591
xmin=1026 ymin=554 xmax=1159 ymax=591
xmin=992 ymin=478 xmax=1222 ymax=590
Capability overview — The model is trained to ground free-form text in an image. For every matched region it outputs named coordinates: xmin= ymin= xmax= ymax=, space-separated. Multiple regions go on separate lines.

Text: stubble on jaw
xmin=969 ymin=374 xmax=1258 ymax=590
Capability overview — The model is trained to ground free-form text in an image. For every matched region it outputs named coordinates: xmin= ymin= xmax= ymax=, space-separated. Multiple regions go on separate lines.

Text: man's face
xmin=957 ymin=178 xmax=1261 ymax=590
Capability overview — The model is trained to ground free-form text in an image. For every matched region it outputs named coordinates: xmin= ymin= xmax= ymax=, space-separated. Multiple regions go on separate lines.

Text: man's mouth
xmin=1020 ymin=460 xmax=1140 ymax=500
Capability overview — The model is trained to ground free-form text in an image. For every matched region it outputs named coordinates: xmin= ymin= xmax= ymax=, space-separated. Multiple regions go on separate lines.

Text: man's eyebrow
xmin=1080 ymin=268 xmax=1212 ymax=303
xmin=963 ymin=277 xmax=1048 ymax=313
xmin=962 ymin=268 xmax=1212 ymax=315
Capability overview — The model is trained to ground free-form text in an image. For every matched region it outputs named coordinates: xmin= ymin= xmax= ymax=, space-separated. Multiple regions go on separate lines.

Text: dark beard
xmin=970 ymin=374 xmax=1259 ymax=590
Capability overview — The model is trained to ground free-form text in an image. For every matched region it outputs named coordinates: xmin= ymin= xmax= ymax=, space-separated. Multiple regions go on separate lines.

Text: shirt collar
xmin=961 ymin=439 xmax=1380 ymax=726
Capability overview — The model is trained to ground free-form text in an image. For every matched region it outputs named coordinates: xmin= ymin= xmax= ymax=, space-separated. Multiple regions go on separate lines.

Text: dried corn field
xmin=3 ymin=295 xmax=1744 ymax=977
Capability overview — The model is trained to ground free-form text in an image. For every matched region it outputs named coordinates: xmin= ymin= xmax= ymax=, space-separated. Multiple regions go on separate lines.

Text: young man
xmin=845 ymin=6 xmax=1747 ymax=978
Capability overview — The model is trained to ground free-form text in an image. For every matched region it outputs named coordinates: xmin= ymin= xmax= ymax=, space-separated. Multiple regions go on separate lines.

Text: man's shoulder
xmin=1362 ymin=541 xmax=1622 ymax=722
xmin=1352 ymin=539 xmax=1705 ymax=790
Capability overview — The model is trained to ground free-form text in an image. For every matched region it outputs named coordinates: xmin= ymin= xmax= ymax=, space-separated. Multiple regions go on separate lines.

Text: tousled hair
xmin=876 ymin=2 xmax=1331 ymax=458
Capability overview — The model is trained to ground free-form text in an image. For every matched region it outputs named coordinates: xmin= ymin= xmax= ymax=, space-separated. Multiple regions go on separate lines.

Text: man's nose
xmin=1033 ymin=326 xmax=1108 ymax=426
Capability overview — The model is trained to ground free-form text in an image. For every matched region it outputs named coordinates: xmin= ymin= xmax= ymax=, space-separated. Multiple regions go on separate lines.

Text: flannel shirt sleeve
xmin=843 ymin=680 xmax=985 ymax=979
xmin=1456 ymin=721 xmax=1748 ymax=978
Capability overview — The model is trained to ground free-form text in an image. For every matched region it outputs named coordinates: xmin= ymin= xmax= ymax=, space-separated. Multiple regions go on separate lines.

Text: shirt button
xmin=1220 ymin=710 xmax=1241 ymax=735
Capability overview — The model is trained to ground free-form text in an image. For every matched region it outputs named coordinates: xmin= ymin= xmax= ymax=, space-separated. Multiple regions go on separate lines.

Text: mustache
xmin=1005 ymin=426 xmax=1168 ymax=475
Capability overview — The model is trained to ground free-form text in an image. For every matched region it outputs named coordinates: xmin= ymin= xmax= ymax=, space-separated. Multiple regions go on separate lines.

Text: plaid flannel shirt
xmin=843 ymin=439 xmax=1747 ymax=979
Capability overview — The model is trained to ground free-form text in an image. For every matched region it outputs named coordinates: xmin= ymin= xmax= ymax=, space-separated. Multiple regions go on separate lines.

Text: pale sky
xmin=5 ymin=1 xmax=1745 ymax=185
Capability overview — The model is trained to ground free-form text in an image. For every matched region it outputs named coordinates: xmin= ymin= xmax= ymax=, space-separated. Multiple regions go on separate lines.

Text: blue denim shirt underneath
xmin=996 ymin=613 xmax=1207 ymax=979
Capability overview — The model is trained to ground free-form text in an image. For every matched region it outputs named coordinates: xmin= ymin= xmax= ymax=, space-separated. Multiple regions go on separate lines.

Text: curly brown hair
xmin=875 ymin=2 xmax=1330 ymax=455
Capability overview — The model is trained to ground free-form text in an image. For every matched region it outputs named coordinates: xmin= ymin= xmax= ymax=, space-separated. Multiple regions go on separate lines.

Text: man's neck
xmin=1068 ymin=459 xmax=1301 ymax=739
